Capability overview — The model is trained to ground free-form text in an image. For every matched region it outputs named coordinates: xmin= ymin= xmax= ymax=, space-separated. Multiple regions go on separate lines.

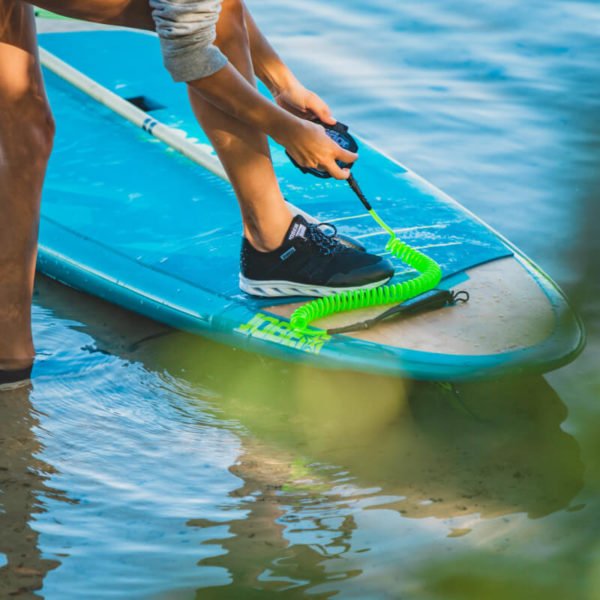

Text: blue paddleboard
xmin=36 ymin=29 xmax=584 ymax=380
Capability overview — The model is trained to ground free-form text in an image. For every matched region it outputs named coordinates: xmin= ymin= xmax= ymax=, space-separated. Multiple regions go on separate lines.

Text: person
xmin=0 ymin=0 xmax=393 ymax=387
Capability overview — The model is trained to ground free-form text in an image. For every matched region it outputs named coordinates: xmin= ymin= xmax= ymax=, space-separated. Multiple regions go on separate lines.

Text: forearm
xmin=244 ymin=8 xmax=297 ymax=94
xmin=183 ymin=0 xmax=352 ymax=180
xmin=188 ymin=62 xmax=299 ymax=144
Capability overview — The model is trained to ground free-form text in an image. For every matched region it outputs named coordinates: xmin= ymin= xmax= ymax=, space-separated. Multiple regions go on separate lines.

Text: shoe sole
xmin=239 ymin=274 xmax=392 ymax=298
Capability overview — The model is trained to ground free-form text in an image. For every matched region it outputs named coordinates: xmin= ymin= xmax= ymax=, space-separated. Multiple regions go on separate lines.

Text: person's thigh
xmin=35 ymin=0 xmax=154 ymax=30
xmin=0 ymin=0 xmax=45 ymax=103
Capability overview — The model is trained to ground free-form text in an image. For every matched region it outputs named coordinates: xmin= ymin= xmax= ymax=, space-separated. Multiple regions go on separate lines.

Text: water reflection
xmin=160 ymin=339 xmax=584 ymax=517
xmin=24 ymin=276 xmax=583 ymax=596
xmin=14 ymin=0 xmax=597 ymax=594
xmin=189 ymin=440 xmax=361 ymax=596
xmin=571 ymin=128 xmax=600 ymax=331
xmin=0 ymin=384 xmax=71 ymax=598
xmin=177 ymin=366 xmax=583 ymax=594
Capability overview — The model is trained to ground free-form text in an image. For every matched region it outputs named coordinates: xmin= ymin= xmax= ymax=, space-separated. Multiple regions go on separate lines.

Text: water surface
xmin=1 ymin=1 xmax=599 ymax=598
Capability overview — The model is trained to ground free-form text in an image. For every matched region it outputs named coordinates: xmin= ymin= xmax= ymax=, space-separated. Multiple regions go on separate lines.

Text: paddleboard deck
xmin=36 ymin=28 xmax=584 ymax=380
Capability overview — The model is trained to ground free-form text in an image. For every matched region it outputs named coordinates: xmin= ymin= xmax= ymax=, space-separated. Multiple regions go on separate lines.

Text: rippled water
xmin=2 ymin=1 xmax=599 ymax=598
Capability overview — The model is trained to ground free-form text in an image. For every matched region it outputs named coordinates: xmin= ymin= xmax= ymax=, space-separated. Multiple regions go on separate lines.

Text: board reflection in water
xmin=24 ymin=276 xmax=583 ymax=596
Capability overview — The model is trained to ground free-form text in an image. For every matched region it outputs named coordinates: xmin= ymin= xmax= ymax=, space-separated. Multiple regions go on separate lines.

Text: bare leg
xmin=187 ymin=0 xmax=293 ymax=252
xmin=34 ymin=0 xmax=155 ymax=29
xmin=0 ymin=2 xmax=54 ymax=369
xmin=39 ymin=0 xmax=293 ymax=251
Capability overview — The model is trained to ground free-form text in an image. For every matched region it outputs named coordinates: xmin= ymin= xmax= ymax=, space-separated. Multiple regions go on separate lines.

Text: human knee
xmin=217 ymin=0 xmax=249 ymax=45
xmin=221 ymin=0 xmax=246 ymax=19
xmin=45 ymin=0 xmax=139 ymax=26
xmin=99 ymin=0 xmax=136 ymax=23
xmin=96 ymin=0 xmax=154 ymax=29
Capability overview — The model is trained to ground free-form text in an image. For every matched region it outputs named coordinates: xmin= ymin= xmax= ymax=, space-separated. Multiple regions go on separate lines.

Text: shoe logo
xmin=280 ymin=247 xmax=296 ymax=261
xmin=288 ymin=223 xmax=307 ymax=241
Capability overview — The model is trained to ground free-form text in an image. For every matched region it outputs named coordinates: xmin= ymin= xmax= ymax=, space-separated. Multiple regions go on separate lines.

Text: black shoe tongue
xmin=286 ymin=215 xmax=309 ymax=242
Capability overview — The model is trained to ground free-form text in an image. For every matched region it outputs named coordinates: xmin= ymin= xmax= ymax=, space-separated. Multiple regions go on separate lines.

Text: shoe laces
xmin=305 ymin=222 xmax=343 ymax=256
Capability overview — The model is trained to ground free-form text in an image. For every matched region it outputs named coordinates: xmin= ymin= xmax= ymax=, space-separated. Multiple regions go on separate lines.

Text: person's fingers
xmin=337 ymin=147 xmax=358 ymax=165
xmin=307 ymin=92 xmax=335 ymax=124
xmin=323 ymin=159 xmax=351 ymax=180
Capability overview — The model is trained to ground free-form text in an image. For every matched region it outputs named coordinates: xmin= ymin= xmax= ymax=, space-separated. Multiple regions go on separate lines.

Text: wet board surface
xmin=36 ymin=29 xmax=584 ymax=380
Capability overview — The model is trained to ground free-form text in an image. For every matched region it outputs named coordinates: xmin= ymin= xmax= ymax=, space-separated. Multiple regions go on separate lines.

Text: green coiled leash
xmin=286 ymin=122 xmax=443 ymax=334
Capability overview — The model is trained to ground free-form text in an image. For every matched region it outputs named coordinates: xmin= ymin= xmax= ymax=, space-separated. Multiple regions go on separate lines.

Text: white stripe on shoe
xmin=239 ymin=274 xmax=392 ymax=298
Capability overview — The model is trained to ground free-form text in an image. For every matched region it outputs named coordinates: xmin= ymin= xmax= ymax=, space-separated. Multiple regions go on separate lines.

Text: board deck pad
xmin=36 ymin=29 xmax=584 ymax=380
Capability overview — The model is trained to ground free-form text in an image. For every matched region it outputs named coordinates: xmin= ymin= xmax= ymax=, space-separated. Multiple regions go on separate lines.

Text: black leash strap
xmin=326 ymin=289 xmax=469 ymax=335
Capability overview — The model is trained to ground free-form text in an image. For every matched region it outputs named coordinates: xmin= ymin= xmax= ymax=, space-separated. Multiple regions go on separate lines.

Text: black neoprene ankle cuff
xmin=0 ymin=364 xmax=33 ymax=385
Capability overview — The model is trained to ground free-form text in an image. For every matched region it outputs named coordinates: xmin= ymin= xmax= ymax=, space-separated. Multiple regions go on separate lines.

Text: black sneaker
xmin=239 ymin=215 xmax=394 ymax=297
xmin=287 ymin=203 xmax=366 ymax=252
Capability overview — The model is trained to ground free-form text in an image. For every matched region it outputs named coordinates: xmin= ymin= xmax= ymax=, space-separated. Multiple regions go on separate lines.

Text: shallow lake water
xmin=1 ymin=1 xmax=599 ymax=598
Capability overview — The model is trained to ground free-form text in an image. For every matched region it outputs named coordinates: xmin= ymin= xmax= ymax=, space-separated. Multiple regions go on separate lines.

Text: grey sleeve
xmin=149 ymin=0 xmax=228 ymax=82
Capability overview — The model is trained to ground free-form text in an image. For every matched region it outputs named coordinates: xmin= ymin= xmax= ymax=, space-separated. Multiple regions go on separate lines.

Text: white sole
xmin=239 ymin=274 xmax=392 ymax=298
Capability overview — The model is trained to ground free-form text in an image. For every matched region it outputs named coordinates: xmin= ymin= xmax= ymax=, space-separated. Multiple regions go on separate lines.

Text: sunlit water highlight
xmin=1 ymin=1 xmax=599 ymax=598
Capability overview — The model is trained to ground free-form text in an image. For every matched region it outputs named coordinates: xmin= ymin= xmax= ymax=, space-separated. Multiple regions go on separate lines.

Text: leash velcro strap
xmin=326 ymin=289 xmax=468 ymax=335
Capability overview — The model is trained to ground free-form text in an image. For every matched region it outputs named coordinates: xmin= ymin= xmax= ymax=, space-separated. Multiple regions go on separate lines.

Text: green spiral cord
xmin=289 ymin=205 xmax=443 ymax=334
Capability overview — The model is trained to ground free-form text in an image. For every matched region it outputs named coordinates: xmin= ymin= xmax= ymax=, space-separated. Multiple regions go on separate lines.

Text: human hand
xmin=273 ymin=79 xmax=336 ymax=126
xmin=278 ymin=118 xmax=358 ymax=180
